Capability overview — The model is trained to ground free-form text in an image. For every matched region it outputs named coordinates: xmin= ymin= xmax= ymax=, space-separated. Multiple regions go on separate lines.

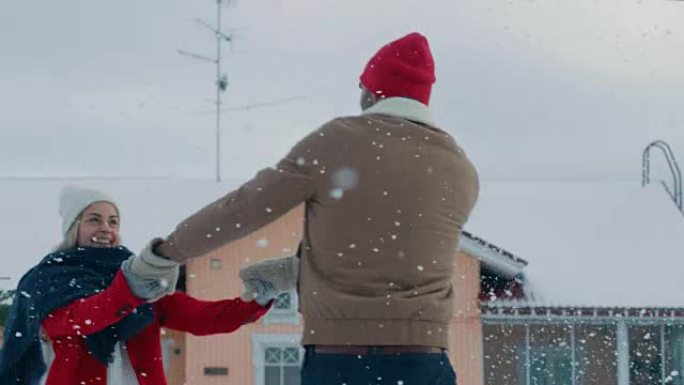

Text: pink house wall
xmin=183 ymin=206 xmax=305 ymax=385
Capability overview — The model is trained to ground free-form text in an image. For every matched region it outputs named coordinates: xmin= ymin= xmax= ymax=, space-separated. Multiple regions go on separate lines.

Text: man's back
xmin=297 ymin=110 xmax=479 ymax=347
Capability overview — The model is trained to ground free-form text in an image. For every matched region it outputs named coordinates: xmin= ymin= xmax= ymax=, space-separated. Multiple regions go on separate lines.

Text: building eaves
xmin=460 ymin=231 xmax=528 ymax=279
xmin=481 ymin=300 xmax=684 ymax=319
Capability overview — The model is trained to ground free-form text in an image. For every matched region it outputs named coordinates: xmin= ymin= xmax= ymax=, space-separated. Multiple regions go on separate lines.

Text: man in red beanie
xmin=132 ymin=32 xmax=479 ymax=385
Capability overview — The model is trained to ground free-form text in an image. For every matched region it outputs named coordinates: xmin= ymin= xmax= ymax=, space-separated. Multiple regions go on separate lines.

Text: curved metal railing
xmin=642 ymin=140 xmax=682 ymax=212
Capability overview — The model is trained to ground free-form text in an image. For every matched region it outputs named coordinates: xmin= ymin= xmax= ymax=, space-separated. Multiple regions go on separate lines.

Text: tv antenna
xmin=178 ymin=0 xmax=243 ymax=182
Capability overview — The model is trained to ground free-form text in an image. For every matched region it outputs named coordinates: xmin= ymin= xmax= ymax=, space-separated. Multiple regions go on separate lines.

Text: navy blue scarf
xmin=0 ymin=246 xmax=154 ymax=385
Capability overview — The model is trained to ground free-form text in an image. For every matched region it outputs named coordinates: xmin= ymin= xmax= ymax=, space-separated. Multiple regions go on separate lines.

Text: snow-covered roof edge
xmin=481 ymin=299 xmax=684 ymax=318
xmin=460 ymin=231 xmax=528 ymax=278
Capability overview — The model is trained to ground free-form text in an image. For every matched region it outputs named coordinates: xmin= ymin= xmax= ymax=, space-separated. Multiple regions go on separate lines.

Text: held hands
xmin=239 ymin=255 xmax=299 ymax=305
xmin=241 ymin=279 xmax=278 ymax=306
xmin=122 ymin=239 xmax=180 ymax=301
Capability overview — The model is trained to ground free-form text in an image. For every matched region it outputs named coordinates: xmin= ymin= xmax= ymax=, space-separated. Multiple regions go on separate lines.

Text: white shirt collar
xmin=361 ymin=97 xmax=435 ymax=126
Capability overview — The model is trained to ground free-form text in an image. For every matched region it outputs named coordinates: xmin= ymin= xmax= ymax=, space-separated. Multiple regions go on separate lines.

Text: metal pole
xmin=570 ymin=325 xmax=576 ymax=385
xmin=215 ymin=0 xmax=223 ymax=182
xmin=617 ymin=322 xmax=630 ymax=385
xmin=525 ymin=324 xmax=531 ymax=385
xmin=661 ymin=324 xmax=666 ymax=385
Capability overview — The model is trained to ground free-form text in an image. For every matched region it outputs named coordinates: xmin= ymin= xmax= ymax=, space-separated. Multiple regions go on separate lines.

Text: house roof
xmin=466 ymin=181 xmax=684 ymax=308
xmin=460 ymin=230 xmax=528 ymax=278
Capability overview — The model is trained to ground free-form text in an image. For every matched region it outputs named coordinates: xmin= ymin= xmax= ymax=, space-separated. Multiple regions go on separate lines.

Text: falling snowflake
xmin=329 ymin=188 xmax=344 ymax=199
xmin=331 ymin=167 xmax=359 ymax=190
xmin=256 ymin=239 xmax=269 ymax=248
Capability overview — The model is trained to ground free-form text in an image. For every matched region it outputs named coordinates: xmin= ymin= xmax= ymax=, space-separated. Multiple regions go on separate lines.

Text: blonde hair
xmin=53 ymin=219 xmax=80 ymax=252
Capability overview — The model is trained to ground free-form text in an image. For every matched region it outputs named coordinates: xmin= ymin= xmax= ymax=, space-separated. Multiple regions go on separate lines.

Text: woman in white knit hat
xmin=55 ymin=185 xmax=123 ymax=251
xmin=0 ymin=185 xmax=278 ymax=385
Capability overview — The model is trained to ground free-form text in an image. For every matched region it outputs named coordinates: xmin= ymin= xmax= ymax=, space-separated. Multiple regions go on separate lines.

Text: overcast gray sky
xmin=2 ymin=0 xmax=684 ymax=183
xmin=2 ymin=0 xmax=684 ymax=288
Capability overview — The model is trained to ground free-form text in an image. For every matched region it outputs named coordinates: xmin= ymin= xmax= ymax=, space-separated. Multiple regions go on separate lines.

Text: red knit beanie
xmin=360 ymin=32 xmax=436 ymax=106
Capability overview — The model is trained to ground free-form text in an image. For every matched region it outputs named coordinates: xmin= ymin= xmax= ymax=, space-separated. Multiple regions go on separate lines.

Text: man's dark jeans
xmin=301 ymin=346 xmax=457 ymax=385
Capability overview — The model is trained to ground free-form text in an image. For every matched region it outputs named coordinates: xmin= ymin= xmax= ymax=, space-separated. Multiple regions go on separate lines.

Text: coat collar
xmin=361 ymin=97 xmax=435 ymax=126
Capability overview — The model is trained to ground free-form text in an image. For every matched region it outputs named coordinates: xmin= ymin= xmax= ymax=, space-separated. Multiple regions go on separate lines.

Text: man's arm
xmin=155 ymin=126 xmax=330 ymax=263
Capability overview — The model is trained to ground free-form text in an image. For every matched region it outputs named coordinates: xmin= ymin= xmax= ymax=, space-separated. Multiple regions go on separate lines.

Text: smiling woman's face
xmin=76 ymin=202 xmax=121 ymax=248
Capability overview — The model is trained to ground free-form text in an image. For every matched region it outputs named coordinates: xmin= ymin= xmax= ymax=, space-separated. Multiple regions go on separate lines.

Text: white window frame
xmin=252 ymin=333 xmax=304 ymax=385
xmin=516 ymin=343 xmax=581 ymax=385
xmin=263 ymin=290 xmax=300 ymax=325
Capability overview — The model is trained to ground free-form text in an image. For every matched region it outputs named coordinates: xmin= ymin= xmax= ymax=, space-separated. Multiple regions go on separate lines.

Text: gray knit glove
xmin=121 ymin=257 xmax=172 ymax=301
xmin=239 ymin=255 xmax=298 ymax=302
xmin=125 ymin=239 xmax=180 ymax=300
xmin=242 ymin=279 xmax=278 ymax=306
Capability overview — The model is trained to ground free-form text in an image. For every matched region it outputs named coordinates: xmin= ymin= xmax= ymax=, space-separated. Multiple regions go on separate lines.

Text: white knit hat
xmin=59 ymin=186 xmax=118 ymax=238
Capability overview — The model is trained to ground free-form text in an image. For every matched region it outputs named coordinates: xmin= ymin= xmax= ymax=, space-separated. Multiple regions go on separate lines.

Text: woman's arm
xmin=41 ymin=270 xmax=146 ymax=338
xmin=155 ymin=292 xmax=271 ymax=336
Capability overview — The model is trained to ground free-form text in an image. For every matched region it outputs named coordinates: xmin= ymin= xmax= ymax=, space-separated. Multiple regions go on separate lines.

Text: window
xmin=574 ymin=325 xmax=617 ymax=385
xmin=252 ymin=334 xmax=304 ymax=385
xmin=629 ymin=325 xmax=662 ymax=385
xmin=524 ymin=345 xmax=573 ymax=385
xmin=274 ymin=291 xmax=293 ymax=310
xmin=264 ymin=347 xmax=301 ymax=385
xmin=484 ymin=323 xmax=593 ymax=385
xmin=483 ymin=324 xmax=526 ymax=385
xmin=665 ymin=325 xmax=684 ymax=385
xmin=264 ymin=291 xmax=300 ymax=325
xmin=209 ymin=258 xmax=222 ymax=270
xmin=516 ymin=325 xmax=582 ymax=385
